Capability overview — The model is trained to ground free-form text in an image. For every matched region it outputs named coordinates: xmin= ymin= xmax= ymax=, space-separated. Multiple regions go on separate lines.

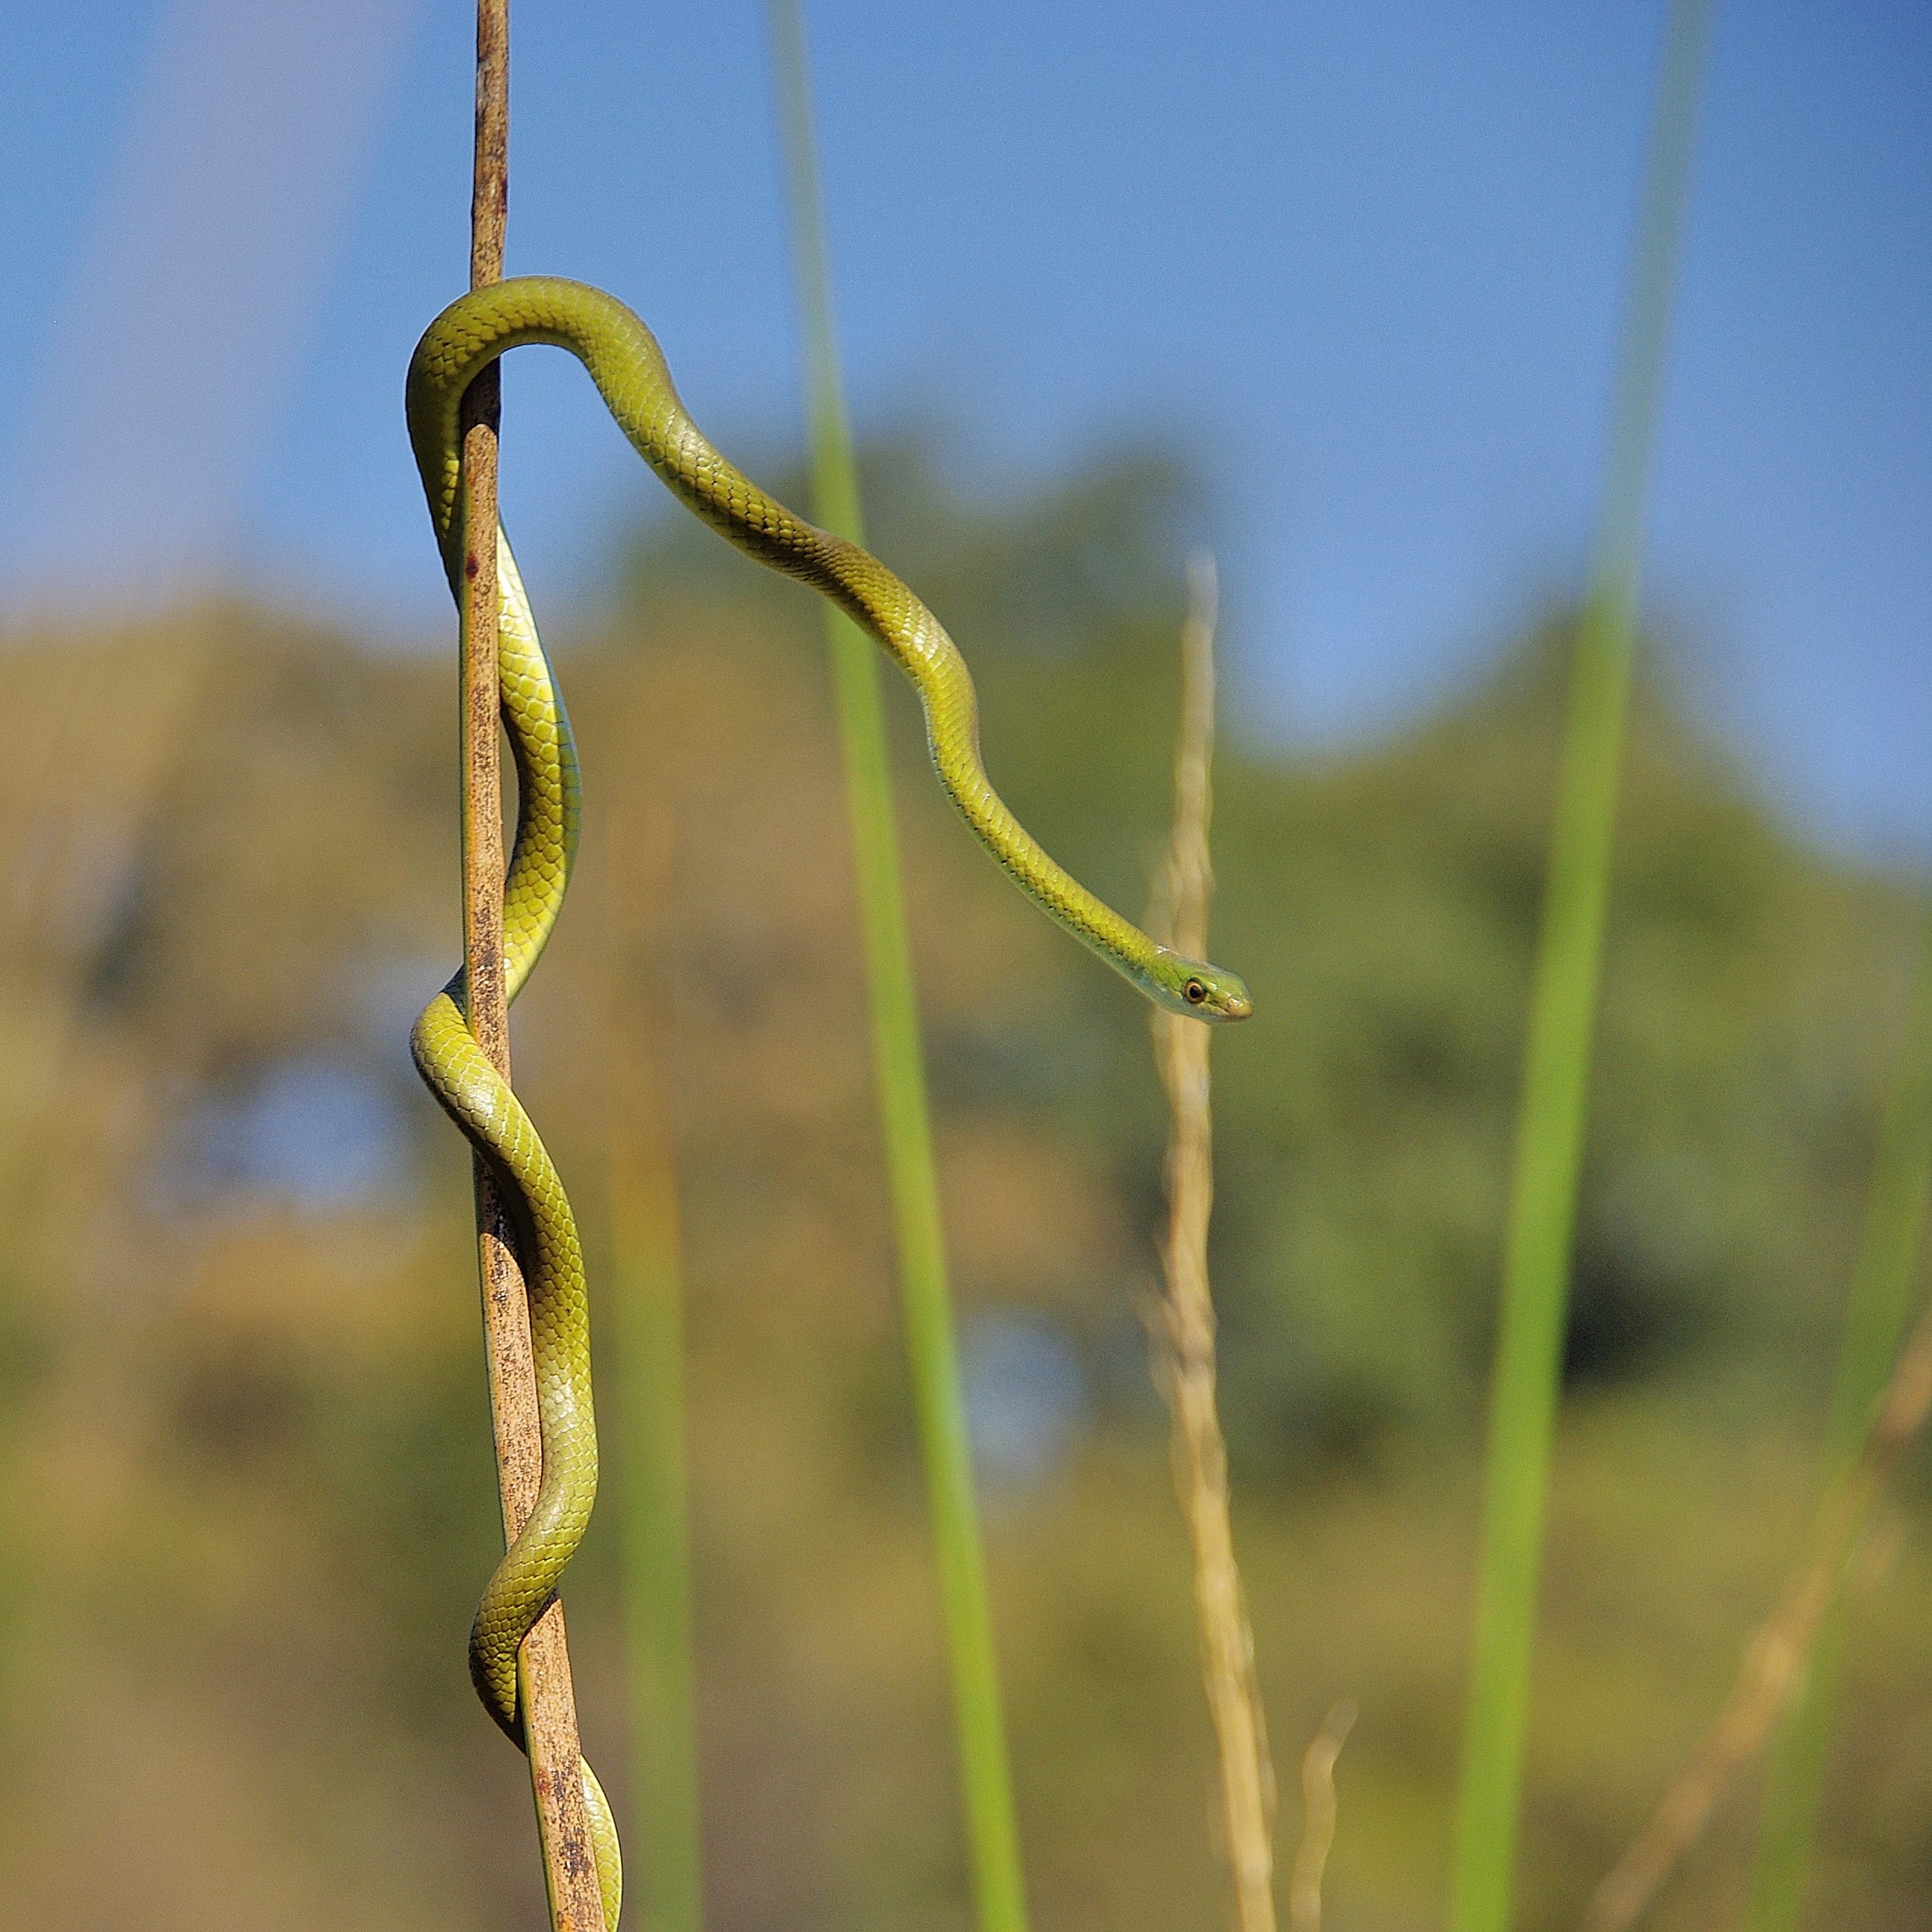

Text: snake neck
xmin=408 ymin=277 xmax=1220 ymax=1016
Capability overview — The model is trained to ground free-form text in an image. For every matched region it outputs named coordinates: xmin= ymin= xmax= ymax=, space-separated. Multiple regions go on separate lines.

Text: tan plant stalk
xmin=457 ymin=5 xmax=605 ymax=1924
xmin=1150 ymin=553 xmax=1280 ymax=1932
xmin=1287 ymin=1701 xmax=1356 ymax=1932
xmin=1578 ymin=1293 xmax=1932 ymax=1932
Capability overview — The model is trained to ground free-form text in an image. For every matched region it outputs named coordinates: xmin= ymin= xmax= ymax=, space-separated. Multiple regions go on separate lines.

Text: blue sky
xmin=3 ymin=1 xmax=1927 ymax=854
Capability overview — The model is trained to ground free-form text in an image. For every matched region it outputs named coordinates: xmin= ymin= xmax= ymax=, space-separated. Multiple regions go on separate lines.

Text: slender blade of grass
xmin=1447 ymin=6 xmax=1716 ymax=1930
xmin=607 ymin=818 xmax=705 ymax=1932
xmin=764 ymin=10 xmax=1031 ymax=1932
xmin=614 ymin=1176 xmax=704 ymax=1932
xmin=1747 ymin=907 xmax=1932 ymax=1932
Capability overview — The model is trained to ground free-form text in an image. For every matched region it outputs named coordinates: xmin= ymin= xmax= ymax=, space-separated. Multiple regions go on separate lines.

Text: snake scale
xmin=407 ymin=275 xmax=1253 ymax=1929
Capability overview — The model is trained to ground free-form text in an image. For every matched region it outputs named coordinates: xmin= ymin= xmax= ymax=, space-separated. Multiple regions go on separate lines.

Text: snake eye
xmin=1184 ymin=978 xmax=1208 ymax=1005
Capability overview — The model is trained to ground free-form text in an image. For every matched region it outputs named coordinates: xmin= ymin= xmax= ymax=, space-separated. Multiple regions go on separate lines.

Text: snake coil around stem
xmin=407 ymin=276 xmax=1253 ymax=1932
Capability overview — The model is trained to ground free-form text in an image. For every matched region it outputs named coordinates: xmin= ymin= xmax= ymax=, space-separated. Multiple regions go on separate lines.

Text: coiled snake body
xmin=407 ymin=277 xmax=1252 ymax=1929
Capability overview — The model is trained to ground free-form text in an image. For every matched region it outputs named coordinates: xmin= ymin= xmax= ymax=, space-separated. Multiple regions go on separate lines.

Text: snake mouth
xmin=1219 ymin=990 xmax=1254 ymax=1022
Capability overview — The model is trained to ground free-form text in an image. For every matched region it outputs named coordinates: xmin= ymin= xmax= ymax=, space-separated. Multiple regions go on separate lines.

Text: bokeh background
xmin=1 ymin=3 xmax=1928 ymax=1928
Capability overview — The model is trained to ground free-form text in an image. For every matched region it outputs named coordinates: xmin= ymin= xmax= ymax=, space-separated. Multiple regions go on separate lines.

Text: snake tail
xmin=407 ymin=275 xmax=1252 ymax=1023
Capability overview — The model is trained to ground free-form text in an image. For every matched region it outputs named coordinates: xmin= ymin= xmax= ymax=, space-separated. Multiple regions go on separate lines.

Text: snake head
xmin=1147 ymin=949 xmax=1254 ymax=1022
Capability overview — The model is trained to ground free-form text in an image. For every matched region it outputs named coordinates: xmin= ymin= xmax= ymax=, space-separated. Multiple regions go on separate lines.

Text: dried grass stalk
xmin=458 ymin=5 xmax=605 ymax=1924
xmin=1150 ymin=553 xmax=1280 ymax=1932
xmin=1579 ymin=1294 xmax=1932 ymax=1932
xmin=1287 ymin=1701 xmax=1356 ymax=1932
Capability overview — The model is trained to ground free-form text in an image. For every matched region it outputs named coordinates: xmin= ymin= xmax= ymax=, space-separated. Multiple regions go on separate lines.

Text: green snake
xmin=407 ymin=274 xmax=1253 ymax=1930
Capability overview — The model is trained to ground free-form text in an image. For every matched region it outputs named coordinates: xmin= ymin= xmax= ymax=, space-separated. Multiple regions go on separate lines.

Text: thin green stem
xmin=612 ymin=1108 xmax=704 ymax=1932
xmin=1748 ymin=906 xmax=1932 ymax=1932
xmin=1446 ymin=6 xmax=1715 ymax=1930
xmin=764 ymin=11 xmax=1031 ymax=1932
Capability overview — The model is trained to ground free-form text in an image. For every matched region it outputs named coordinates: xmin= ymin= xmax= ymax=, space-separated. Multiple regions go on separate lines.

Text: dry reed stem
xmin=1150 ymin=553 xmax=1280 ymax=1932
xmin=1286 ymin=1701 xmax=1356 ymax=1932
xmin=1578 ymin=1293 xmax=1932 ymax=1932
xmin=458 ymin=5 xmax=605 ymax=1925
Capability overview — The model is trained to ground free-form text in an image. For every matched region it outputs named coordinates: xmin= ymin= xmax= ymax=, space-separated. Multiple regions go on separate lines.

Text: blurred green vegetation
xmin=0 ymin=438 xmax=1926 ymax=1930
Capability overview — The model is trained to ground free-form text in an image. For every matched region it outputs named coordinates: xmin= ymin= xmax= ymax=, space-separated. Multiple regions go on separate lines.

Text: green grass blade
xmin=605 ymin=822 xmax=705 ymax=1932
xmin=1447 ymin=6 xmax=1716 ymax=1930
xmin=764 ymin=11 xmax=1032 ymax=1932
xmin=613 ymin=1130 xmax=704 ymax=1932
xmin=1748 ymin=907 xmax=1932 ymax=1932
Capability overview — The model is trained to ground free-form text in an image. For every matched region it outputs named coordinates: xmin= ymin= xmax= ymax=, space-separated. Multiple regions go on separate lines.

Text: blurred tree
xmin=0 ymin=438 xmax=1922 ymax=1930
